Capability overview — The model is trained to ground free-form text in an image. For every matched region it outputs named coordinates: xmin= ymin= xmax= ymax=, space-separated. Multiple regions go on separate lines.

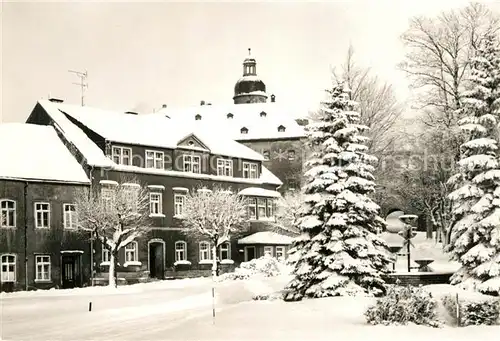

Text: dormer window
xmin=278 ymin=125 xmax=286 ymax=132
xmin=227 ymin=113 xmax=234 ymax=119
xmin=241 ymin=127 xmax=248 ymax=134
xmin=195 ymin=114 xmax=202 ymax=121
xmin=260 ymin=111 xmax=267 ymax=117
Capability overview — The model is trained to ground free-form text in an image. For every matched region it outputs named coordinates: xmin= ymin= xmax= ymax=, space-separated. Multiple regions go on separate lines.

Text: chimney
xmin=162 ymin=104 xmax=167 ymax=108
xmin=200 ymin=100 xmax=205 ymax=106
xmin=124 ymin=111 xmax=138 ymax=115
xmin=48 ymin=98 xmax=64 ymax=103
xmin=270 ymin=94 xmax=276 ymax=103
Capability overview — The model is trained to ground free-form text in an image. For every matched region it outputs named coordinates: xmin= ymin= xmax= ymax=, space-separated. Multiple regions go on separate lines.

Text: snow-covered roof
xmin=37 ymin=100 xmax=113 ymax=168
xmin=238 ymin=231 xmax=294 ymax=245
xmin=0 ymin=123 xmax=90 ymax=184
xmin=238 ymin=187 xmax=282 ymax=198
xmin=41 ymin=100 xmax=264 ymax=161
xmin=147 ymin=102 xmax=308 ymax=141
xmin=260 ymin=166 xmax=283 ymax=186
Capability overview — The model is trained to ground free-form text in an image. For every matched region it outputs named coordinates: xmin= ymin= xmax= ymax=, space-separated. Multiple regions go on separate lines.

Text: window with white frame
xmin=102 ymin=247 xmax=110 ymax=263
xmin=0 ymin=200 xmax=16 ymax=228
xmin=112 ymin=146 xmax=131 ymax=165
xmin=101 ymin=187 xmax=114 ymax=210
xmin=217 ymin=159 xmax=233 ymax=177
xmin=266 ymin=199 xmax=275 ymax=218
xmin=247 ymin=198 xmax=257 ymax=220
xmin=123 ymin=186 xmax=139 ymax=212
xmin=174 ymin=194 xmax=185 ymax=217
xmin=264 ymin=246 xmax=273 ymax=256
xmin=199 ymin=241 xmax=211 ymax=261
xmin=276 ymin=246 xmax=286 ymax=259
xmin=262 ymin=150 xmax=270 ymax=161
xmin=150 ymin=192 xmax=162 ymax=215
xmin=35 ymin=255 xmax=51 ymax=281
xmin=257 ymin=198 xmax=266 ymax=219
xmin=125 ymin=242 xmax=138 ymax=262
xmin=183 ymin=155 xmax=201 ymax=173
xmin=242 ymin=162 xmax=258 ymax=179
xmin=220 ymin=242 xmax=230 ymax=260
xmin=175 ymin=241 xmax=187 ymax=261
xmin=288 ymin=150 xmax=296 ymax=161
xmin=146 ymin=150 xmax=164 ymax=170
xmin=63 ymin=204 xmax=77 ymax=229
xmin=35 ymin=202 xmax=50 ymax=228
xmin=0 ymin=254 xmax=16 ymax=282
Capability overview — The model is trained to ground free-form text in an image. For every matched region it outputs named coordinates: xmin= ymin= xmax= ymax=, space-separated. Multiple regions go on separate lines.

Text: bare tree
xmin=399 ymin=2 xmax=499 ymax=127
xmin=333 ymin=45 xmax=404 ymax=158
xmin=74 ymin=178 xmax=151 ymax=287
xmin=275 ymin=191 xmax=303 ymax=232
xmin=181 ymin=186 xmax=248 ymax=277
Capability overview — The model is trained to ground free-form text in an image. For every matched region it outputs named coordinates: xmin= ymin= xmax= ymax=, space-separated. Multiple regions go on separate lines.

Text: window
xmin=199 ymin=242 xmax=211 ymax=261
xmin=102 ymin=247 xmax=110 ymax=263
xmin=183 ymin=155 xmax=201 ymax=173
xmin=288 ymin=180 xmax=298 ymax=191
xmin=243 ymin=162 xmax=258 ymax=179
xmin=35 ymin=255 xmax=51 ymax=281
xmin=0 ymin=200 xmax=16 ymax=228
xmin=112 ymin=146 xmax=131 ymax=165
xmin=257 ymin=198 xmax=266 ymax=219
xmin=288 ymin=150 xmax=296 ymax=161
xmin=34 ymin=202 xmax=50 ymax=228
xmin=146 ymin=151 xmax=164 ymax=169
xmin=260 ymin=111 xmax=267 ymax=117
xmin=276 ymin=246 xmax=286 ymax=259
xmin=1 ymin=254 xmax=16 ymax=282
xmin=174 ymin=194 xmax=185 ymax=217
xmin=220 ymin=242 xmax=230 ymax=260
xmin=101 ymin=187 xmax=114 ymax=210
xmin=266 ymin=198 xmax=275 ymax=218
xmin=175 ymin=241 xmax=187 ymax=261
xmin=150 ymin=192 xmax=162 ymax=215
xmin=264 ymin=246 xmax=273 ymax=256
xmin=217 ymin=159 xmax=233 ymax=177
xmin=123 ymin=185 xmax=139 ymax=212
xmin=240 ymin=127 xmax=248 ymax=134
xmin=262 ymin=150 xmax=270 ymax=161
xmin=63 ymin=204 xmax=77 ymax=229
xmin=195 ymin=114 xmax=202 ymax=120
xmin=227 ymin=113 xmax=233 ymax=119
xmin=247 ymin=198 xmax=257 ymax=220
xmin=278 ymin=125 xmax=286 ymax=132
xmin=125 ymin=242 xmax=138 ymax=262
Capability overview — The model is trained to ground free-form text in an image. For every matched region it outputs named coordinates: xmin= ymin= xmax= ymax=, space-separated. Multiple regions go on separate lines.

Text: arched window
xmin=277 ymin=125 xmax=286 ymax=132
xmin=175 ymin=241 xmax=187 ymax=261
xmin=0 ymin=200 xmax=16 ymax=228
xmin=227 ymin=113 xmax=234 ymax=119
xmin=240 ymin=127 xmax=249 ymax=134
xmin=199 ymin=241 xmax=211 ymax=261
xmin=0 ymin=254 xmax=16 ymax=282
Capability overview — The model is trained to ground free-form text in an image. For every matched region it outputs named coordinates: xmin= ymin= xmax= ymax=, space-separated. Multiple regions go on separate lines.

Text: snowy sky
xmin=2 ymin=0 xmax=499 ymax=123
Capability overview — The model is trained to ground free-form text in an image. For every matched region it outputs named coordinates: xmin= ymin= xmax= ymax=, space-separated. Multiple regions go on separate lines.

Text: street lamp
xmin=398 ymin=214 xmax=418 ymax=272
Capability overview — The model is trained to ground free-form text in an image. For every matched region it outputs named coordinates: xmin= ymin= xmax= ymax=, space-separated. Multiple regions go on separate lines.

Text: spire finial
xmin=248 ymin=48 xmax=251 ymax=56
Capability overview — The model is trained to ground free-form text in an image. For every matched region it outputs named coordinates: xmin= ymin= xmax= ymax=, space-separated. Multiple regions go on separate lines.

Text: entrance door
xmin=61 ymin=254 xmax=81 ymax=289
xmin=245 ymin=246 xmax=256 ymax=262
xmin=149 ymin=243 xmax=164 ymax=279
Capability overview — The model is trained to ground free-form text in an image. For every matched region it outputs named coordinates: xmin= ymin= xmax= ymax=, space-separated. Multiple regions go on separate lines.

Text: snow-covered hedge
xmin=217 ymin=255 xmax=290 ymax=282
xmin=442 ymin=294 xmax=500 ymax=326
xmin=365 ymin=285 xmax=441 ymax=327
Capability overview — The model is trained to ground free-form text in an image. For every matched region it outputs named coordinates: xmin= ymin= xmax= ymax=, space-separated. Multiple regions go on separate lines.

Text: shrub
xmin=442 ymin=294 xmax=500 ymax=326
xmin=217 ymin=255 xmax=287 ymax=282
xmin=365 ymin=285 xmax=441 ymax=327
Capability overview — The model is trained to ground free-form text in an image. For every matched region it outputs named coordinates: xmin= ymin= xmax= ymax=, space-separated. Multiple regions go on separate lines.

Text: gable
xmin=177 ymin=133 xmax=210 ymax=151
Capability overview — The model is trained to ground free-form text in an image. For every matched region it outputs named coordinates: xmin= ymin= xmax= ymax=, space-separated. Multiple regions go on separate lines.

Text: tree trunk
xmin=212 ymin=244 xmax=218 ymax=279
xmin=109 ymin=251 xmax=118 ymax=288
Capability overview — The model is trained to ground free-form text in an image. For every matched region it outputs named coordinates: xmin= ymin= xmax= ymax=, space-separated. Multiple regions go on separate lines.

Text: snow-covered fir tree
xmin=283 ymin=84 xmax=392 ymax=301
xmin=447 ymin=33 xmax=500 ymax=295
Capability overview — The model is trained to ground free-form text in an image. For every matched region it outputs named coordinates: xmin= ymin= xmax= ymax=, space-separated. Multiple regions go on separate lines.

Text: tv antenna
xmin=68 ymin=69 xmax=88 ymax=106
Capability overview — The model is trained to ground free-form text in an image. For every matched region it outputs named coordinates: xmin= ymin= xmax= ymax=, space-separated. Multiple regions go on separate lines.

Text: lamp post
xmin=398 ymin=214 xmax=418 ymax=272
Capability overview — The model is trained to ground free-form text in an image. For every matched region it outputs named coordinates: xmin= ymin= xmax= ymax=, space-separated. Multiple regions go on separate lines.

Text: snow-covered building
xmin=0 ymin=98 xmax=296 ymax=289
xmin=0 ymin=123 xmax=90 ymax=292
xmin=147 ymin=50 xmax=308 ymax=192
